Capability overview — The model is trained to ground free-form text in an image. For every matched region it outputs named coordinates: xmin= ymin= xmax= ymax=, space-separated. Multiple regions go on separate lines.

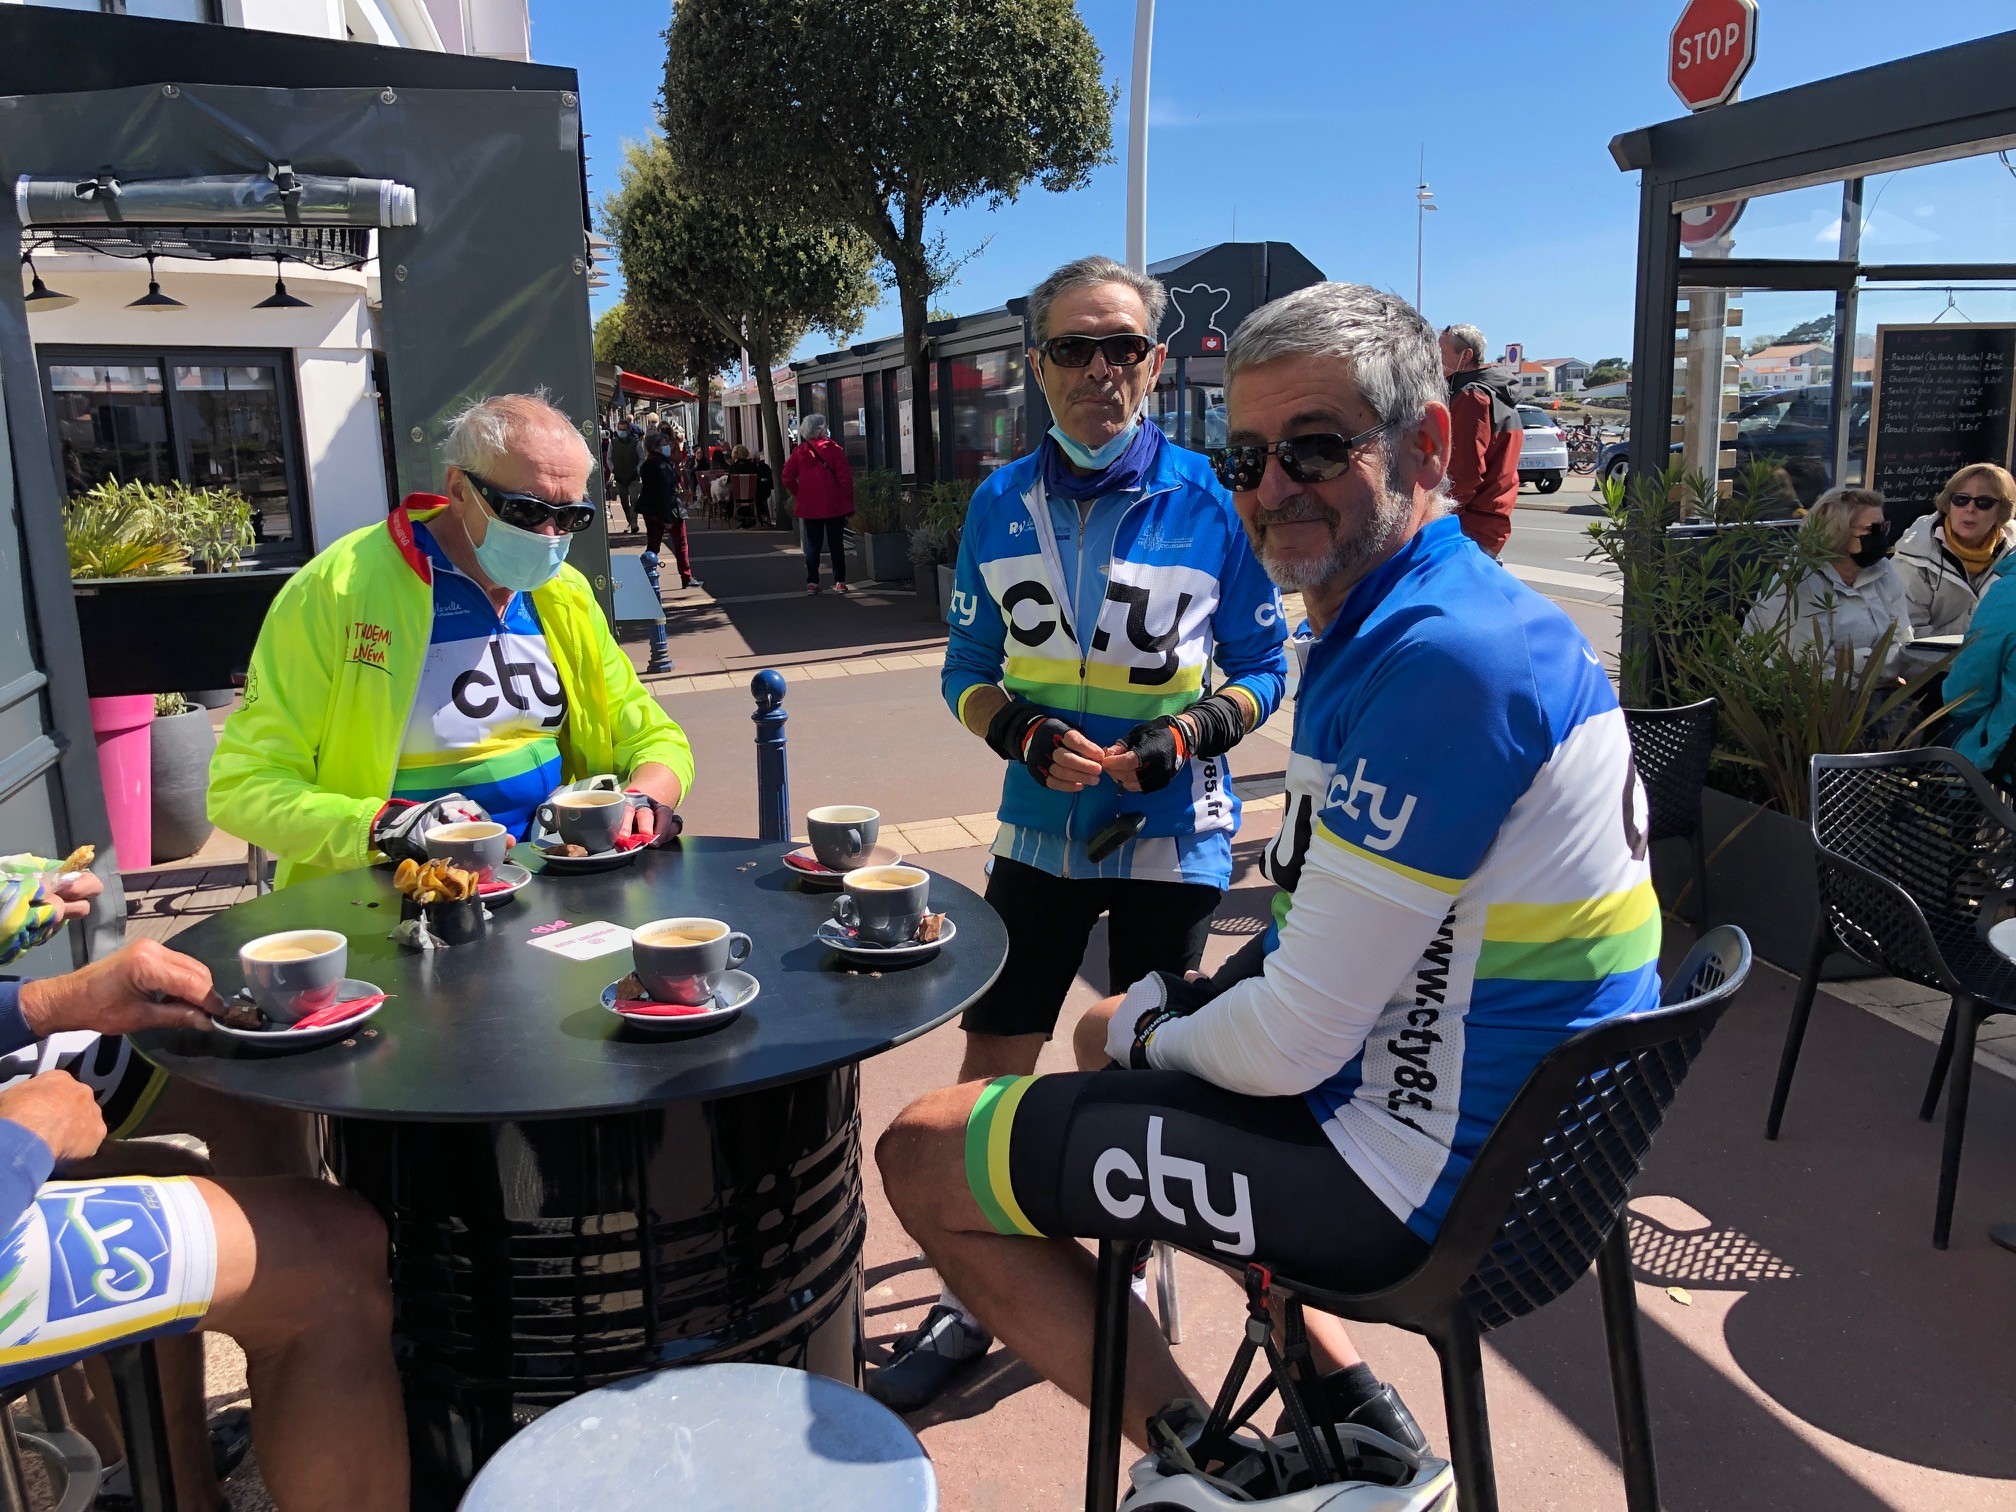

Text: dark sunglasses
xmin=1208 ymin=422 xmax=1395 ymax=493
xmin=465 ymin=472 xmax=598 ymax=535
xmin=1948 ymin=491 xmax=2006 ymax=511
xmin=1037 ymin=332 xmax=1156 ymax=369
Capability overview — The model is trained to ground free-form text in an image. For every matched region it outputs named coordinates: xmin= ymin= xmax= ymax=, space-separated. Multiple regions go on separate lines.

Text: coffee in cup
xmin=538 ymin=790 xmax=629 ymax=853
xmin=426 ymin=819 xmax=511 ymax=880
xmin=806 ymin=805 xmax=881 ymax=871
xmin=834 ymin=865 xmax=929 ymax=946
xmin=631 ymin=916 xmax=752 ymax=1007
xmin=239 ymin=929 xmax=347 ymax=1023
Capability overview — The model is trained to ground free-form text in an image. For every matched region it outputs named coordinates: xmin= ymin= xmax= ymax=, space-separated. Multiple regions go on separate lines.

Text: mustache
xmin=1255 ymin=496 xmax=1338 ymax=529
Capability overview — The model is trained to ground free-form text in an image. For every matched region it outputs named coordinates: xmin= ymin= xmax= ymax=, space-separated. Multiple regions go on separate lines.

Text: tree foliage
xmin=1584 ymin=357 xmax=1630 ymax=387
xmin=604 ymin=136 xmax=877 ymax=470
xmin=663 ymin=0 xmax=1115 ymax=479
xmin=593 ymin=301 xmax=705 ymax=385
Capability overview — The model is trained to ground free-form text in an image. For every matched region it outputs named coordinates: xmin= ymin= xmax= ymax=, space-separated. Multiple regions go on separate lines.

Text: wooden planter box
xmin=1654 ymin=786 xmax=1871 ymax=978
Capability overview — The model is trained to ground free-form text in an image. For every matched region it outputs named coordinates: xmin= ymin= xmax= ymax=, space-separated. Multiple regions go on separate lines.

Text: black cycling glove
xmin=985 ymin=698 xmax=1080 ymax=785
xmin=1115 ymin=693 xmax=1255 ymax=793
xmin=371 ymin=793 xmax=488 ymax=865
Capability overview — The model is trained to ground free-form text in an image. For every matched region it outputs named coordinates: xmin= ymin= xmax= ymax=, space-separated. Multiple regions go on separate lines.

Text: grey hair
xmin=800 ymin=412 xmax=830 ymax=440
xmin=1229 ymin=283 xmax=1447 ymax=446
xmin=1028 ymin=255 xmax=1169 ymax=344
xmin=1441 ymin=323 xmax=1486 ymax=366
xmin=442 ymin=390 xmax=593 ymax=475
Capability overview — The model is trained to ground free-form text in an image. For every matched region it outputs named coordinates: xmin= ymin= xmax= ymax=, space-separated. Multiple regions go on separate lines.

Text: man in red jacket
xmin=1438 ymin=324 xmax=1522 ymax=557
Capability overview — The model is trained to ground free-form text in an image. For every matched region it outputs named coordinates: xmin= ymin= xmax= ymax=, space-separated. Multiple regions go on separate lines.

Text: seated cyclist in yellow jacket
xmin=209 ymin=392 xmax=694 ymax=888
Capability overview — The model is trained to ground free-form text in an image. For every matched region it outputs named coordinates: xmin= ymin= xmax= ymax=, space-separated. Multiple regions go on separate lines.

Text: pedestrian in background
xmin=784 ymin=413 xmax=854 ymax=594
xmin=608 ymin=413 xmax=644 ymax=536
xmin=639 ymin=431 xmax=698 ymax=591
xmin=1438 ymin=323 xmax=1522 ymax=557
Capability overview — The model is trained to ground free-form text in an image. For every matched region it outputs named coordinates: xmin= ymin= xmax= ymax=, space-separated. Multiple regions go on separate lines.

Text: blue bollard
xmin=752 ymin=669 xmax=790 ymax=844
xmin=638 ymin=550 xmax=673 ymax=674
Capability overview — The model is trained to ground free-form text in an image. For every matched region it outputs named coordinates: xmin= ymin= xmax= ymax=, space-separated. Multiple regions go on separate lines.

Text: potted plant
xmin=919 ymin=478 xmax=974 ymax=614
xmin=909 ymin=521 xmax=951 ymax=615
xmin=1586 ymin=461 xmax=1953 ymax=969
xmin=149 ymin=692 xmax=217 ymax=863
xmin=849 ymin=470 xmax=910 ymax=582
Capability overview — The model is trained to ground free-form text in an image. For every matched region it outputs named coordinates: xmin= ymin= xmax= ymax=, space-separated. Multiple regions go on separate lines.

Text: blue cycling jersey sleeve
xmin=0 ymin=1116 xmax=54 ymax=1239
xmin=1208 ymin=519 xmax=1288 ymax=724
xmin=941 ymin=490 xmax=1011 ymax=726
xmin=0 ymin=981 xmax=36 ymax=1059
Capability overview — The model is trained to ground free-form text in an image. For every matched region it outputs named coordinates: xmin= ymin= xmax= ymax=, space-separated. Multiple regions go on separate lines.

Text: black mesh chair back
xmin=1808 ymin=750 xmax=2016 ymax=998
xmin=1083 ymin=927 xmax=1753 ymax=1512
xmin=1321 ymin=925 xmax=1750 ymax=1336
xmin=1623 ymin=699 xmax=1718 ymax=844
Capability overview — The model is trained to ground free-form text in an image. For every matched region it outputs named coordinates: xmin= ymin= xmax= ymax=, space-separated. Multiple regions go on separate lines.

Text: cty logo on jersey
xmin=1326 ymin=759 xmax=1417 ymax=853
xmin=1092 ymin=1116 xmax=1254 ymax=1255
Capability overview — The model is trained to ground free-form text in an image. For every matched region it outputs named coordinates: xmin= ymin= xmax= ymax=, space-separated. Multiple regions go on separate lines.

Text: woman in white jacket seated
xmin=1891 ymin=463 xmax=2016 ymax=639
xmin=1744 ymin=485 xmax=1913 ymax=674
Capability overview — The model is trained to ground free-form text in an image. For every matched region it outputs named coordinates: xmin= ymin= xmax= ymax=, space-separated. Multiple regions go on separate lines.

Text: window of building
xmin=947 ymin=349 xmax=1024 ymax=479
xmin=42 ymin=347 xmax=310 ymax=563
xmin=28 ymin=0 xmax=221 ymax=19
xmin=837 ymin=374 xmax=869 ymax=469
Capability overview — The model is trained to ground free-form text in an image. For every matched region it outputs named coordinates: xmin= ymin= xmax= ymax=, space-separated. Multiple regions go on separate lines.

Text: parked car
xmin=1594 ymin=383 xmax=1871 ymax=500
xmin=1516 ymin=405 xmax=1568 ymax=494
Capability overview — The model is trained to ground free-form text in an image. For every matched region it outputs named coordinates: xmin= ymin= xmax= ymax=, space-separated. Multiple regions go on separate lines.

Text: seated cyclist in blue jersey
xmin=210 ymin=392 xmax=693 ymax=889
xmin=878 ymin=282 xmax=1661 ymax=1455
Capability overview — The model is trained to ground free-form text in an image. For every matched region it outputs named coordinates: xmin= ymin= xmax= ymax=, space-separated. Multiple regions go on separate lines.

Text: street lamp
xmin=1126 ymin=0 xmax=1155 ymax=273
xmin=1415 ymin=148 xmax=1437 ymax=315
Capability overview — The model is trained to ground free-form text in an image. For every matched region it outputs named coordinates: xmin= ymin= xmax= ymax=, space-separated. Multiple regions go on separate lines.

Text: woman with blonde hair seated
xmin=1743 ymin=484 xmax=1913 ymax=673
xmin=1892 ymin=463 xmax=2016 ymax=638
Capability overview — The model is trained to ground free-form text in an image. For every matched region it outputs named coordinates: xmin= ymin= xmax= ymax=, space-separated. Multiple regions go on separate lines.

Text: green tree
xmin=1584 ymin=357 xmax=1630 ymax=387
xmin=592 ymin=302 xmax=686 ymax=382
xmin=594 ymin=297 xmax=737 ymax=443
xmin=663 ymin=0 xmax=1114 ymax=481
xmin=604 ymin=137 xmax=876 ymax=481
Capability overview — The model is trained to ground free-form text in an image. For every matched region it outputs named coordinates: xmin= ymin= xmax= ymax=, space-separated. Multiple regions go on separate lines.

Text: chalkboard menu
xmin=1868 ymin=323 xmax=2016 ymax=523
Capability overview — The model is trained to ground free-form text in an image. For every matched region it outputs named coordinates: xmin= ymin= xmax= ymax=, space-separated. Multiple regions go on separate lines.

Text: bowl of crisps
xmin=393 ymin=857 xmax=487 ymax=945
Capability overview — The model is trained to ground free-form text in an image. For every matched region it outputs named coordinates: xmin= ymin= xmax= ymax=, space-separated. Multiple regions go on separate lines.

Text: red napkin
xmin=613 ymin=997 xmax=716 ymax=1017
xmin=478 ymin=876 xmax=515 ymax=895
xmin=613 ymin=832 xmax=653 ymax=852
xmin=287 ymin=991 xmax=385 ymax=1031
xmin=783 ymin=850 xmax=838 ymax=875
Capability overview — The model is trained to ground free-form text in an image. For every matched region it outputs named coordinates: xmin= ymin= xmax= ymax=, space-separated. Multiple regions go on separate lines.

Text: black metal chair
xmin=1623 ymin=700 xmax=1718 ymax=926
xmin=1 ymin=1373 xmax=101 ymax=1512
xmin=1084 ymin=926 xmax=1753 ymax=1512
xmin=1764 ymin=748 xmax=2016 ymax=1248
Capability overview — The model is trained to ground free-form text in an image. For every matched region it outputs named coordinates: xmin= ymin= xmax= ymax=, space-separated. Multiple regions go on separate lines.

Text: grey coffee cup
xmin=631 ymin=917 xmax=752 ymax=1007
xmin=539 ymin=790 xmax=628 ymax=853
xmin=806 ymin=805 xmax=881 ymax=871
xmin=425 ymin=819 xmax=511 ymax=879
xmin=238 ymin=929 xmax=348 ymax=1024
xmin=834 ymin=865 xmax=930 ymax=947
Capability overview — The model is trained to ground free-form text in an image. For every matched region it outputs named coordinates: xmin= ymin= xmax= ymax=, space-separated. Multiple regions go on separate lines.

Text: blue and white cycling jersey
xmin=941 ymin=432 xmax=1287 ymax=888
xmin=1149 ymin=516 xmax=1661 ymax=1240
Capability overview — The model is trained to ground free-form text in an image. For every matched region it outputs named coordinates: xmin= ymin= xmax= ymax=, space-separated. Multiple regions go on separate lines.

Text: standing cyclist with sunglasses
xmin=211 ymin=393 xmax=694 ymax=887
xmin=870 ymin=255 xmax=1286 ymax=1410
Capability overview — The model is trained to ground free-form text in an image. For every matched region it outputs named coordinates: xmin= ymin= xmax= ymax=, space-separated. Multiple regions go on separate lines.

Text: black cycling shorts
xmin=964 ymin=1067 xmax=1429 ymax=1293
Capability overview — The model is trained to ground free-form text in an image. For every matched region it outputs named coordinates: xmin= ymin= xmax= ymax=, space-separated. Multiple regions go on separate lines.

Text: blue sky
xmin=534 ymin=0 xmax=2016 ymax=367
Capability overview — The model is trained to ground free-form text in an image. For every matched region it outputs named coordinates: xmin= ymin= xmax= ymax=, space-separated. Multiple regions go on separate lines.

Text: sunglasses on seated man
xmin=1036 ymin=332 xmax=1157 ymax=368
xmin=1208 ymin=421 xmax=1394 ymax=493
xmin=464 ymin=472 xmax=600 ymax=534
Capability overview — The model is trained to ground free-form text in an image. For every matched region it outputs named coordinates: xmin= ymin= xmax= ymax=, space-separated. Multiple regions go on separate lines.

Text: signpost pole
xmin=1125 ymin=0 xmax=1154 ymax=274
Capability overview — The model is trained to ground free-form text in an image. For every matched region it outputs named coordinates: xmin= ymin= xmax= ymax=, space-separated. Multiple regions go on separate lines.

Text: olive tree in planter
xmin=1586 ymin=461 xmax=1953 ymax=969
xmin=849 ymin=470 xmax=910 ymax=582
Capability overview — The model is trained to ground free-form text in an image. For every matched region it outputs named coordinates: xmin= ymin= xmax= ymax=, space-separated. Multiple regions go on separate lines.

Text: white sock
xmin=935 ymin=1285 xmax=984 ymax=1333
xmin=1132 ymin=1270 xmax=1151 ymax=1304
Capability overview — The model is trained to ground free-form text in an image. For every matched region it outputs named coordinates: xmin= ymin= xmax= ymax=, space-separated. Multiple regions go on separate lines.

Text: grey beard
xmin=1257 ymin=482 xmax=1412 ymax=592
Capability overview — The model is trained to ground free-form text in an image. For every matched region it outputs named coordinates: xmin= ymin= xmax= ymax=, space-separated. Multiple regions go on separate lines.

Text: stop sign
xmin=1669 ymin=0 xmax=1757 ymax=111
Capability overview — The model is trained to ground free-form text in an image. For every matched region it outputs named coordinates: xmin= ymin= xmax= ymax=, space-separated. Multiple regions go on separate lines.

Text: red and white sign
xmin=1669 ymin=0 xmax=1756 ymax=111
xmin=1680 ymin=198 xmax=1747 ymax=245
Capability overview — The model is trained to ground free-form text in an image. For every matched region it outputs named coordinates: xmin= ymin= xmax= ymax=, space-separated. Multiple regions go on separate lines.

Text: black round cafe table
xmin=134 ymin=837 xmax=1005 ymax=1506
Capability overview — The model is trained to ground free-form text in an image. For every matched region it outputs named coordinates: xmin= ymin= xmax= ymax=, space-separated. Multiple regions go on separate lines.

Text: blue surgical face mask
xmin=472 ymin=508 xmax=571 ymax=592
xmin=1049 ymin=418 xmax=1139 ymax=471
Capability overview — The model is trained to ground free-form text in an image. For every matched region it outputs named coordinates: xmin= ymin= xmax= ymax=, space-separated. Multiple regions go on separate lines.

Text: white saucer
xmin=1989 ymin=918 xmax=2016 ymax=964
xmin=600 ymin=969 xmax=758 ymax=1037
xmin=212 ymin=978 xmax=386 ymax=1049
xmin=783 ymin=843 xmax=906 ymax=888
xmin=479 ymin=862 xmax=533 ymax=902
xmin=815 ymin=915 xmax=955 ymax=965
xmin=535 ymin=842 xmax=642 ymax=875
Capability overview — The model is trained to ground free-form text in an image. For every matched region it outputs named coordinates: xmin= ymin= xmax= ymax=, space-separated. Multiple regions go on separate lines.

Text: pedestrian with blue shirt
xmin=871 ymin=255 xmax=1287 ymax=1410
xmin=209 ymin=393 xmax=695 ymax=887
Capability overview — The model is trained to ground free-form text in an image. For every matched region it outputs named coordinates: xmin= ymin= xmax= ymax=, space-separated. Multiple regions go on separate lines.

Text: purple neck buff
xmin=1041 ymin=420 xmax=1164 ymax=502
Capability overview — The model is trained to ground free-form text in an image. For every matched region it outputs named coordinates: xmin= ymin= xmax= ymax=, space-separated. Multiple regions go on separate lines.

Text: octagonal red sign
xmin=1670 ymin=0 xmax=1757 ymax=111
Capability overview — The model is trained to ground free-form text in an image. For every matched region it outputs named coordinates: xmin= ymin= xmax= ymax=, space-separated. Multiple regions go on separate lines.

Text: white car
xmin=1516 ymin=405 xmax=1568 ymax=494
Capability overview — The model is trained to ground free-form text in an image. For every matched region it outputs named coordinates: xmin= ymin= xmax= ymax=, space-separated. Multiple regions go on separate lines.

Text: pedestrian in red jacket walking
xmin=1439 ymin=323 xmax=1522 ymax=557
xmin=783 ymin=414 xmax=856 ymax=594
